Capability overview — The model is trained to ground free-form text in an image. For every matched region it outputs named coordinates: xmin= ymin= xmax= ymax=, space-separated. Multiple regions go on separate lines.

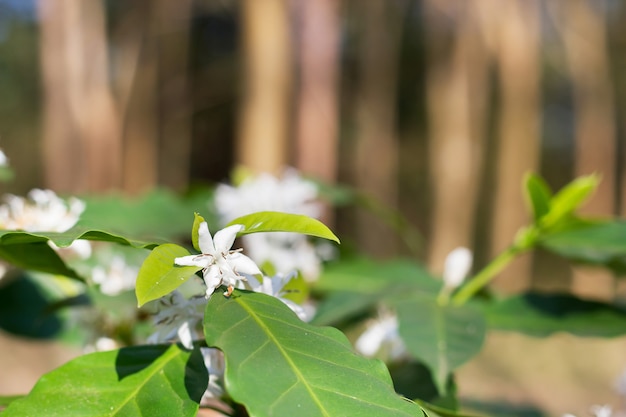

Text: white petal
xmin=197 ymin=222 xmax=215 ymax=255
xmin=213 ymin=224 xmax=243 ymax=253
xmin=228 ymin=252 xmax=261 ymax=276
xmin=177 ymin=321 xmax=194 ymax=350
xmin=204 ymin=266 xmax=222 ymax=295
xmin=175 ymin=254 xmax=211 ymax=268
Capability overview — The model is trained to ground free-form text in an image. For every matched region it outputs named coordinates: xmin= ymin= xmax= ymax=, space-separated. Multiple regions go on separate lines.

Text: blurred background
xmin=1 ymin=0 xmax=626 ymax=415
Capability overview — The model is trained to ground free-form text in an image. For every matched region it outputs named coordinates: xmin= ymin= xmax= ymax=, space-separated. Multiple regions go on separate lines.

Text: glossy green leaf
xmin=191 ymin=213 xmax=206 ymax=252
xmin=523 ymin=173 xmax=552 ymax=223
xmin=0 ymin=241 xmax=81 ymax=279
xmin=541 ymin=174 xmax=599 ymax=229
xmin=204 ymin=290 xmax=424 ymax=417
xmin=481 ymin=293 xmax=626 ymax=337
xmin=2 ymin=344 xmax=207 ymax=417
xmin=135 ymin=244 xmax=201 ymax=307
xmin=394 ymin=295 xmax=486 ymax=396
xmin=227 ymin=211 xmax=340 ymax=243
xmin=539 ymin=221 xmax=626 ymax=273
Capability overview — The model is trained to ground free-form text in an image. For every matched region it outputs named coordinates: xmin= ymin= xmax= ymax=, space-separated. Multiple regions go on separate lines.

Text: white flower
xmin=443 ymin=247 xmax=473 ymax=289
xmin=147 ymin=291 xmax=206 ymax=349
xmin=215 ymin=168 xmax=321 ymax=221
xmin=92 ymin=255 xmax=139 ymax=296
xmin=0 ymin=189 xmax=85 ymax=232
xmin=84 ymin=337 xmax=119 ymax=353
xmin=214 ymin=168 xmax=327 ymax=281
xmin=355 ymin=312 xmax=406 ymax=361
xmin=174 ymin=222 xmax=261 ymax=297
xmin=201 ymin=347 xmax=225 ymax=399
xmin=245 ymin=272 xmax=309 ymax=321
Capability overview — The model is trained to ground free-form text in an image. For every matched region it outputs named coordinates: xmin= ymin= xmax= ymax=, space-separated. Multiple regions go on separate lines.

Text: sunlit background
xmin=1 ymin=0 xmax=626 ymax=415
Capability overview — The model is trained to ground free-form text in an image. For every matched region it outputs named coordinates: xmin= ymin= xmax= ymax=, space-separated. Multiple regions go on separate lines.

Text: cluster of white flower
xmin=91 ymin=255 xmax=139 ymax=296
xmin=214 ymin=168 xmax=326 ymax=281
xmin=148 ymin=169 xmax=328 ymax=403
xmin=0 ymin=188 xmax=85 ymax=233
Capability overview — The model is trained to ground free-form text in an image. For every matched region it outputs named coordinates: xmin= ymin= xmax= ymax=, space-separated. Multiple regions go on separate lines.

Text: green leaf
xmin=204 ymin=290 xmax=424 ymax=417
xmin=394 ymin=295 xmax=486 ymax=396
xmin=481 ymin=293 xmax=626 ymax=337
xmin=0 ymin=395 xmax=23 ymax=407
xmin=227 ymin=211 xmax=340 ymax=244
xmin=0 ymin=241 xmax=81 ymax=280
xmin=539 ymin=220 xmax=626 ymax=272
xmin=191 ymin=213 xmax=206 ymax=252
xmin=2 ymin=344 xmax=207 ymax=417
xmin=416 ymin=401 xmax=483 ymax=417
xmin=523 ymin=173 xmax=552 ymax=223
xmin=135 ymin=244 xmax=201 ymax=307
xmin=541 ymin=174 xmax=599 ymax=229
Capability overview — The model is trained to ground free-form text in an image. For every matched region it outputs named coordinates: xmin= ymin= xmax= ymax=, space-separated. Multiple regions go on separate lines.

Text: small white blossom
xmin=92 ymin=255 xmax=139 ymax=296
xmin=201 ymin=347 xmax=225 ymax=399
xmin=174 ymin=222 xmax=261 ymax=297
xmin=215 ymin=168 xmax=321 ymax=221
xmin=245 ymin=272 xmax=309 ymax=321
xmin=443 ymin=247 xmax=473 ymax=289
xmin=214 ymin=168 xmax=327 ymax=281
xmin=355 ymin=312 xmax=406 ymax=361
xmin=147 ymin=291 xmax=206 ymax=349
xmin=0 ymin=189 xmax=85 ymax=232
xmin=83 ymin=337 xmax=119 ymax=353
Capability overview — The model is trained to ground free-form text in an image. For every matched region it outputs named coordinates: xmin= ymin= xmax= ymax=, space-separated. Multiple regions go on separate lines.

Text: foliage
xmin=1 ymin=173 xmax=625 ymax=417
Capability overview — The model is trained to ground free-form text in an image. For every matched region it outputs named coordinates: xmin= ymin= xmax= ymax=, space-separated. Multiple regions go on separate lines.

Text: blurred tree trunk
xmin=424 ymin=0 xmax=489 ymax=274
xmin=116 ymin=2 xmax=159 ymax=194
xmin=115 ymin=1 xmax=193 ymax=194
xmin=237 ymin=0 xmax=292 ymax=174
xmin=38 ymin=0 xmax=122 ymax=193
xmin=551 ymin=0 xmax=616 ymax=300
xmin=293 ymin=0 xmax=340 ymax=224
xmin=487 ymin=0 xmax=541 ymax=293
xmin=294 ymin=0 xmax=340 ymax=184
xmin=155 ymin=0 xmax=193 ymax=191
xmin=351 ymin=1 xmax=403 ymax=257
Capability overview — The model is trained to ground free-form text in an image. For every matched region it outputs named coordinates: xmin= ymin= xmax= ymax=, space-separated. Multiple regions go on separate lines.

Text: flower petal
xmin=213 ymin=224 xmax=243 ymax=252
xmin=177 ymin=320 xmax=194 ymax=350
xmin=197 ymin=222 xmax=215 ymax=255
xmin=228 ymin=252 xmax=261 ymax=276
xmin=175 ymin=254 xmax=211 ymax=268
xmin=203 ymin=266 xmax=223 ymax=295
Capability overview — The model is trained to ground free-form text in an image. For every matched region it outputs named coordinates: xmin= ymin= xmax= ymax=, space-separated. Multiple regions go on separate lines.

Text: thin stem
xmin=451 ymin=245 xmax=526 ymax=306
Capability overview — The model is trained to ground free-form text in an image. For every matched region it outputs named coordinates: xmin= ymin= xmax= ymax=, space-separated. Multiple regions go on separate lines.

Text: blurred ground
xmin=457 ymin=331 xmax=626 ymax=417
xmin=0 ymin=330 xmax=79 ymax=395
xmin=2 ymin=329 xmax=626 ymax=417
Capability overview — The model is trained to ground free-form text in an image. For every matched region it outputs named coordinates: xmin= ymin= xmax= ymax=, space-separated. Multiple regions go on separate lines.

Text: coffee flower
xmin=147 ymin=291 xmax=206 ymax=349
xmin=174 ymin=222 xmax=261 ymax=297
